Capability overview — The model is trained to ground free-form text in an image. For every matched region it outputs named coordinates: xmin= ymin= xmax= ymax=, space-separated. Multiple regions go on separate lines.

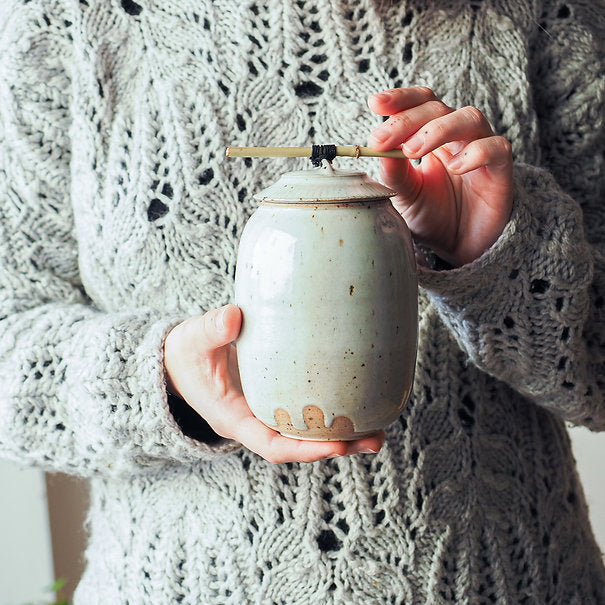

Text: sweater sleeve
xmin=0 ymin=2 xmax=240 ymax=478
xmin=416 ymin=1 xmax=605 ymax=431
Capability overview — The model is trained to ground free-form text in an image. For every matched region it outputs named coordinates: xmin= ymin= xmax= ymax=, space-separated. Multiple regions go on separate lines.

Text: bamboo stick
xmin=225 ymin=145 xmax=407 ymax=160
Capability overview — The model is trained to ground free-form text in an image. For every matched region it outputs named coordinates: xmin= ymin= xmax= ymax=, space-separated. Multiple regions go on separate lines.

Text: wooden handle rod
xmin=225 ymin=145 xmax=407 ymax=160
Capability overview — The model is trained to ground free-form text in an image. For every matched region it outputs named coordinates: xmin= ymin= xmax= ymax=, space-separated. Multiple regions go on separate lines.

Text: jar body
xmin=234 ymin=199 xmax=418 ymax=440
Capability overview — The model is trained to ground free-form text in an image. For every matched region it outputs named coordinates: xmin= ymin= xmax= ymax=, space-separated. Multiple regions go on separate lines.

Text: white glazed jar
xmin=234 ymin=162 xmax=418 ymax=440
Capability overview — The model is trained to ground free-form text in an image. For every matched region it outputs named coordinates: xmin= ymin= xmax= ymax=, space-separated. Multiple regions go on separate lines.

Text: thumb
xmin=379 ymin=156 xmax=422 ymax=203
xmin=196 ymin=304 xmax=242 ymax=351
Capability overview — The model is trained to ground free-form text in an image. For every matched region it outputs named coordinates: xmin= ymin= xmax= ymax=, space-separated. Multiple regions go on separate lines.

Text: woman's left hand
xmin=367 ymin=86 xmax=514 ymax=267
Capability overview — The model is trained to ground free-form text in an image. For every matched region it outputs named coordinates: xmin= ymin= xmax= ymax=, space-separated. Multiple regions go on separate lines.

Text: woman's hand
xmin=163 ymin=304 xmax=385 ymax=464
xmin=367 ymin=86 xmax=514 ymax=267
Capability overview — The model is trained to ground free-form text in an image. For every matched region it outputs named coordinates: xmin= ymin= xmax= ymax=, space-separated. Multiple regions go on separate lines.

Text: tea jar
xmin=234 ymin=161 xmax=418 ymax=440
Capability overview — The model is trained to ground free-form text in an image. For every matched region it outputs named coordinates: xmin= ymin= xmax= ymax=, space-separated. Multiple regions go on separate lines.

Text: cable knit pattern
xmin=1 ymin=0 xmax=604 ymax=603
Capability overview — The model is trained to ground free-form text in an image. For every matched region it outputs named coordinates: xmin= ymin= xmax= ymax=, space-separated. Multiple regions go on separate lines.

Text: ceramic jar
xmin=234 ymin=162 xmax=418 ymax=440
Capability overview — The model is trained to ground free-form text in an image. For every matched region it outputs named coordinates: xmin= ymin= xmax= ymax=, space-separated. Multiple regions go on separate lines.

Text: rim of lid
xmin=253 ymin=162 xmax=396 ymax=203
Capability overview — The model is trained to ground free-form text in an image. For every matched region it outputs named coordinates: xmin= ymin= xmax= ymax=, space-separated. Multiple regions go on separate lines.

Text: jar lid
xmin=254 ymin=162 xmax=396 ymax=203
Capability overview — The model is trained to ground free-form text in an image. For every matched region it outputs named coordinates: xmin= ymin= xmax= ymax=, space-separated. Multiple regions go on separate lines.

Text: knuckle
xmin=461 ymin=105 xmax=487 ymax=127
xmin=473 ymin=145 xmax=490 ymax=165
xmin=192 ymin=313 xmax=210 ymax=344
xmin=415 ymin=85 xmax=436 ymax=99
xmin=463 ymin=139 xmax=487 ymax=163
xmin=201 ymin=308 xmax=216 ymax=333
xmin=426 ymin=99 xmax=451 ymax=116
xmin=429 ymin=118 xmax=448 ymax=140
xmin=494 ymin=136 xmax=513 ymax=156
xmin=199 ymin=308 xmax=224 ymax=345
xmin=388 ymin=112 xmax=414 ymax=133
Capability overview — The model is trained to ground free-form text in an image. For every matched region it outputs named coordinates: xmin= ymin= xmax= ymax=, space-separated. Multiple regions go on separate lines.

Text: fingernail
xmin=369 ymin=125 xmax=389 ymax=144
xmin=357 ymin=447 xmax=380 ymax=455
xmin=327 ymin=453 xmax=343 ymax=459
xmin=371 ymin=91 xmax=392 ymax=104
xmin=216 ymin=306 xmax=227 ymax=331
xmin=403 ymin=134 xmax=423 ymax=155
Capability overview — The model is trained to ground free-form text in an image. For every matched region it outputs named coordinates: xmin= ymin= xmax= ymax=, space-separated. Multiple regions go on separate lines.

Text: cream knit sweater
xmin=1 ymin=0 xmax=605 ymax=603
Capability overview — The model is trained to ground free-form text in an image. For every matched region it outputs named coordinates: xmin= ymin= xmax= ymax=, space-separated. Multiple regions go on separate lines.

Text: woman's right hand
xmin=163 ymin=304 xmax=385 ymax=464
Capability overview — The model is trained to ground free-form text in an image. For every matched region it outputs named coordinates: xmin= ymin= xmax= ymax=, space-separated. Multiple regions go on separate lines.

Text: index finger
xmin=367 ymin=86 xmax=438 ymax=116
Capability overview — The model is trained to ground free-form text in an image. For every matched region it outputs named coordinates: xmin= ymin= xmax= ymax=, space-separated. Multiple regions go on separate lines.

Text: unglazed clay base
xmin=267 ymin=405 xmax=380 ymax=441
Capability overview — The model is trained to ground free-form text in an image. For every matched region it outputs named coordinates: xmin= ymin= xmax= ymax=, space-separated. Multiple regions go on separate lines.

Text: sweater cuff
xmin=137 ymin=317 xmax=242 ymax=462
xmin=70 ymin=312 xmax=242 ymax=473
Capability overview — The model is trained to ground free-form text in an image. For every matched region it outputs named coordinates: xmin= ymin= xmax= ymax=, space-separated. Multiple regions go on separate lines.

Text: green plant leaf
xmin=50 ymin=578 xmax=67 ymax=592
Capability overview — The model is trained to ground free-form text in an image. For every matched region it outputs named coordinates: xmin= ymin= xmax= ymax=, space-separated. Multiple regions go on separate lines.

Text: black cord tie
xmin=310 ymin=144 xmax=338 ymax=167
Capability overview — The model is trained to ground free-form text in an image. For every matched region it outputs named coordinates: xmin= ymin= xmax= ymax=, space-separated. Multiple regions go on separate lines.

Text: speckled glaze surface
xmin=234 ymin=164 xmax=418 ymax=440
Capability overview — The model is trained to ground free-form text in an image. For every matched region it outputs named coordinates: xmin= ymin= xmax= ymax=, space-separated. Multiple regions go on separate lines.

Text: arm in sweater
xmin=417 ymin=1 xmax=605 ymax=430
xmin=0 ymin=1 xmax=240 ymax=478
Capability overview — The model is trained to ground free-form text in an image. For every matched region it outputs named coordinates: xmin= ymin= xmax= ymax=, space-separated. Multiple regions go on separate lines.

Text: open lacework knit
xmin=0 ymin=0 xmax=604 ymax=602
